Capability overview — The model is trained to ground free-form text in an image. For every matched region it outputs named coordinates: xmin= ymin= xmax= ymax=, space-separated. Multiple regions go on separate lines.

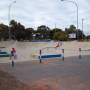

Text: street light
xmin=61 ymin=0 xmax=78 ymax=39
xmin=8 ymin=0 xmax=16 ymax=40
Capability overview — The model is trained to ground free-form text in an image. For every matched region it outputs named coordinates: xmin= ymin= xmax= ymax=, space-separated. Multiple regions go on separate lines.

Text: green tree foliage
xmin=25 ymin=28 xmax=34 ymax=40
xmin=37 ymin=25 xmax=50 ymax=39
xmin=10 ymin=20 xmax=18 ymax=39
xmin=65 ymin=25 xmax=86 ymax=40
xmin=49 ymin=28 xmax=62 ymax=40
xmin=10 ymin=20 xmax=25 ymax=41
xmin=10 ymin=20 xmax=33 ymax=41
xmin=77 ymin=29 xmax=85 ymax=40
xmin=65 ymin=25 xmax=76 ymax=34
xmin=53 ymin=31 xmax=68 ymax=41
xmin=0 ymin=20 xmax=87 ymax=41
xmin=0 ymin=24 xmax=9 ymax=40
xmin=86 ymin=35 xmax=90 ymax=40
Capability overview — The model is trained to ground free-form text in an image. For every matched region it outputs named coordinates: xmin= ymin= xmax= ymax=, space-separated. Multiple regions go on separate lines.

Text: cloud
xmin=0 ymin=0 xmax=90 ymax=35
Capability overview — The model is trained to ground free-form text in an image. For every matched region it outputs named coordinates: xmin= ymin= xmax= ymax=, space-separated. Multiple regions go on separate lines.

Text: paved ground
xmin=0 ymin=55 xmax=90 ymax=90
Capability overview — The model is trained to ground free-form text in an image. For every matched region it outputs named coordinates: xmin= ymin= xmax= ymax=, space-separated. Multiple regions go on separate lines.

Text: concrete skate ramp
xmin=0 ymin=41 xmax=90 ymax=63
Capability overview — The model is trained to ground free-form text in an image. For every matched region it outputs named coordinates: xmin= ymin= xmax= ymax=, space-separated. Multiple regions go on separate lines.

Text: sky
xmin=0 ymin=0 xmax=90 ymax=35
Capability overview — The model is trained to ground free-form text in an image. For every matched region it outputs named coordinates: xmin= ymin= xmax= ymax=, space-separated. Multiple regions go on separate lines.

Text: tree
xmin=53 ymin=31 xmax=68 ymax=41
xmin=10 ymin=20 xmax=35 ymax=41
xmin=10 ymin=20 xmax=26 ymax=41
xmin=50 ymin=28 xmax=62 ymax=40
xmin=10 ymin=20 xmax=18 ymax=40
xmin=25 ymin=28 xmax=34 ymax=40
xmin=65 ymin=25 xmax=76 ymax=34
xmin=0 ymin=24 xmax=9 ymax=40
xmin=65 ymin=25 xmax=85 ymax=40
xmin=77 ymin=29 xmax=85 ymax=40
xmin=37 ymin=25 xmax=50 ymax=39
xmin=86 ymin=35 xmax=90 ymax=40
xmin=0 ymin=20 xmax=87 ymax=41
xmin=16 ymin=23 xmax=25 ymax=41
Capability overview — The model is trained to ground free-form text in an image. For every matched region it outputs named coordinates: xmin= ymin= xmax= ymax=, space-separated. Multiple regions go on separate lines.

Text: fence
xmin=38 ymin=47 xmax=64 ymax=63
xmin=38 ymin=47 xmax=90 ymax=63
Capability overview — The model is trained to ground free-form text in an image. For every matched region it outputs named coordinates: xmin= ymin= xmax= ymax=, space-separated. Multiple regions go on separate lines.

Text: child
xmin=10 ymin=48 xmax=17 ymax=67
xmin=11 ymin=48 xmax=17 ymax=59
xmin=55 ymin=41 xmax=62 ymax=48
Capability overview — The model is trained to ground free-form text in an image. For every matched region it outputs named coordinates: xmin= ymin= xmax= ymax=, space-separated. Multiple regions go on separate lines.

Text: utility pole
xmin=61 ymin=0 xmax=78 ymax=40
